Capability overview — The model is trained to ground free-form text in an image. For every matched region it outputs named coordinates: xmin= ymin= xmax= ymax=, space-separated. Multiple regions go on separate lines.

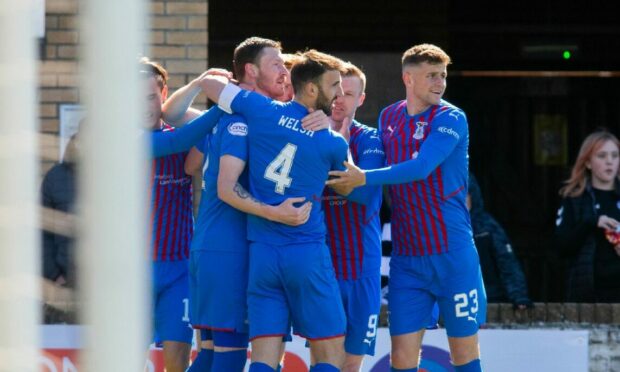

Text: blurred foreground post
xmin=0 ymin=0 xmax=40 ymax=371
xmin=80 ymin=0 xmax=149 ymax=370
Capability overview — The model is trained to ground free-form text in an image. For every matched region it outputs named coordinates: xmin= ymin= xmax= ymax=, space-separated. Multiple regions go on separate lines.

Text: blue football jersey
xmin=228 ymin=90 xmax=349 ymax=245
xmin=191 ymin=113 xmax=249 ymax=253
xmin=369 ymin=100 xmax=473 ymax=255
xmin=323 ymin=120 xmax=385 ymax=280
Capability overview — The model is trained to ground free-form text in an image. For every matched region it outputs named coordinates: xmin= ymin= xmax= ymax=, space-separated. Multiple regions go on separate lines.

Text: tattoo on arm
xmin=233 ymin=183 xmax=263 ymax=205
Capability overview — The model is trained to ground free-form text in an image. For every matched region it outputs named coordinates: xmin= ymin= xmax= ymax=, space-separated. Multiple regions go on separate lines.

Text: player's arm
xmin=217 ymin=155 xmax=311 ymax=226
xmin=330 ymin=130 xmax=385 ymax=204
xmin=327 ymin=114 xmax=463 ymax=188
xmin=184 ymin=147 xmax=204 ymax=176
xmin=151 ymin=107 xmax=223 ymax=157
xmin=162 ymin=68 xmax=232 ymax=126
xmin=161 ymin=74 xmax=203 ymax=126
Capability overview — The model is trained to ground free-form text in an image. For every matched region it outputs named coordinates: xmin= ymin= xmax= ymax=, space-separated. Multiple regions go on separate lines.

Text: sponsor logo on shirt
xmin=363 ymin=148 xmax=385 ymax=156
xmin=437 ymin=126 xmax=460 ymax=140
xmin=155 ymin=174 xmax=191 ymax=186
xmin=227 ymin=122 xmax=248 ymax=136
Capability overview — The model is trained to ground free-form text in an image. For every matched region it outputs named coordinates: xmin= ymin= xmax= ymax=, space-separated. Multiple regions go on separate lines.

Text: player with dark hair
xmin=193 ymin=49 xmax=350 ymax=372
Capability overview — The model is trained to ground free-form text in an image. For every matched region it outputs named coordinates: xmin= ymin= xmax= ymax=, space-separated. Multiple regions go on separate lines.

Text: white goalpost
xmin=0 ymin=0 xmax=40 ymax=370
xmin=79 ymin=0 xmax=150 ymax=370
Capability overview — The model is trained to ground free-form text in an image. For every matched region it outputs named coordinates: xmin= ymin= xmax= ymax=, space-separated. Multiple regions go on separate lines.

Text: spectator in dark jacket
xmin=556 ymin=130 xmax=620 ymax=303
xmin=468 ymin=173 xmax=532 ymax=309
xmin=41 ymin=133 xmax=78 ymax=288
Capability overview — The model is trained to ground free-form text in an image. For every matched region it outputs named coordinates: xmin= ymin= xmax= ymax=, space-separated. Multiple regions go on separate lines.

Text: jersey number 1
xmin=264 ymin=143 xmax=297 ymax=194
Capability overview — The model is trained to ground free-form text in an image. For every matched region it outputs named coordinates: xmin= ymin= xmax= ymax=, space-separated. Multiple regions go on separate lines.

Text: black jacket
xmin=469 ymin=174 xmax=532 ymax=306
xmin=41 ymin=162 xmax=77 ymax=287
xmin=554 ymin=182 xmax=620 ymax=302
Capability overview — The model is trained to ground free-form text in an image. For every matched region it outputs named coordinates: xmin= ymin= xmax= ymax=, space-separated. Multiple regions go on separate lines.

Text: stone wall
xmin=379 ymin=303 xmax=620 ymax=371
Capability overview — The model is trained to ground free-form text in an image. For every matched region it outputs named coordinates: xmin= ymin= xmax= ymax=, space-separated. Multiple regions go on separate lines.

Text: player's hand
xmin=301 ymin=109 xmax=330 ymax=131
xmin=328 ymin=182 xmax=353 ymax=196
xmin=203 ymin=68 xmax=233 ymax=79
xmin=272 ymin=197 xmax=312 ymax=226
xmin=598 ymin=215 xmax=619 ymax=230
xmin=191 ymin=68 xmax=231 ymax=88
xmin=325 ymin=161 xmax=366 ymax=188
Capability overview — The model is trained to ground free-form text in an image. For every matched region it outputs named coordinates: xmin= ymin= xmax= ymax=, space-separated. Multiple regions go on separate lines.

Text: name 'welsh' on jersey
xmin=378 ymin=100 xmax=473 ymax=256
xmin=224 ymin=89 xmax=349 ymax=245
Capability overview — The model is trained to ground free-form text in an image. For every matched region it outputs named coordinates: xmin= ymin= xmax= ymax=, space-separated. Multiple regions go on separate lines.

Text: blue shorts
xmin=338 ymin=275 xmax=381 ymax=356
xmin=388 ymin=247 xmax=487 ymax=338
xmin=189 ymin=249 xmax=249 ymax=333
xmin=152 ymin=260 xmax=193 ymax=345
xmin=247 ymin=241 xmax=346 ymax=340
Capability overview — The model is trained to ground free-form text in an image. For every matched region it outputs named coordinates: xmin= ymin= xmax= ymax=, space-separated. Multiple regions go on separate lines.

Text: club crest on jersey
xmin=227 ymin=122 xmax=248 ymax=136
xmin=413 ymin=121 xmax=427 ymax=140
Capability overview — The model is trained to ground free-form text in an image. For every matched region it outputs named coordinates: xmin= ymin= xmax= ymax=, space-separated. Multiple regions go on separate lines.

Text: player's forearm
xmin=346 ymin=184 xmax=380 ymax=205
xmin=152 ymin=107 xmax=223 ymax=157
xmin=365 ymin=158 xmax=434 ymax=185
xmin=217 ymin=180 xmax=276 ymax=220
xmin=162 ymin=78 xmax=203 ymax=125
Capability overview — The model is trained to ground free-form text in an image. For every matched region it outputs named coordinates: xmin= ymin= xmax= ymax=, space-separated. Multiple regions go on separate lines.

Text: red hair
xmin=560 ymin=131 xmax=620 ymax=197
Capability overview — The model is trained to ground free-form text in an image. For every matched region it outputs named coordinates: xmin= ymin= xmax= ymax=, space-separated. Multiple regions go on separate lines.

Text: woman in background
xmin=556 ymin=130 xmax=620 ymax=302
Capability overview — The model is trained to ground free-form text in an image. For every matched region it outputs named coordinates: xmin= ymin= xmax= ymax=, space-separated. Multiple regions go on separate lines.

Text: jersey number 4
xmin=264 ymin=143 xmax=297 ymax=194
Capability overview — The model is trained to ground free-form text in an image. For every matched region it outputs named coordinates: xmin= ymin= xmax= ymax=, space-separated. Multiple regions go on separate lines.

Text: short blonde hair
xmin=342 ymin=62 xmax=366 ymax=93
xmin=402 ymin=44 xmax=451 ymax=68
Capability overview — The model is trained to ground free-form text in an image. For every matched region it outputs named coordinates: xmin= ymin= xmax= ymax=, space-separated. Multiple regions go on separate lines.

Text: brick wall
xmin=39 ymin=0 xmax=209 ymax=173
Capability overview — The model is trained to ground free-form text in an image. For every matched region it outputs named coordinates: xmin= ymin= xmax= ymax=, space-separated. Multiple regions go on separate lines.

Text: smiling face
xmin=588 ymin=139 xmax=620 ymax=190
xmin=254 ymin=47 xmax=288 ymax=99
xmin=403 ymin=61 xmax=447 ymax=114
xmin=144 ymin=76 xmax=167 ymax=129
xmin=331 ymin=75 xmax=365 ymax=124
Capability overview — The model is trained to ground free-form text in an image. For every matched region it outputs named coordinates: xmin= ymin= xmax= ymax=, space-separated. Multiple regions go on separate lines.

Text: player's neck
xmin=330 ymin=117 xmax=354 ymax=131
xmin=241 ymin=80 xmax=277 ymax=100
xmin=293 ymin=96 xmax=314 ymax=111
xmin=254 ymin=86 xmax=271 ymax=98
xmin=405 ymin=96 xmax=430 ymax=116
